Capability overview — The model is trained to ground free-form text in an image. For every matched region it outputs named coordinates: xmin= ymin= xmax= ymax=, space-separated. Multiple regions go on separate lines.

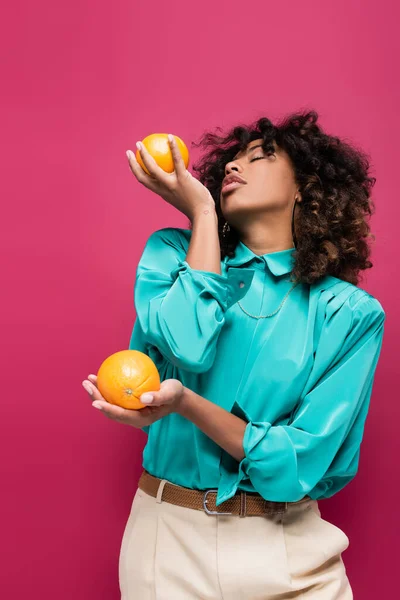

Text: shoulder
xmin=137 ymin=227 xmax=193 ymax=273
xmin=310 ymin=276 xmax=386 ymax=357
xmin=312 ymin=275 xmax=386 ymax=325
xmin=145 ymin=227 xmax=191 ymax=250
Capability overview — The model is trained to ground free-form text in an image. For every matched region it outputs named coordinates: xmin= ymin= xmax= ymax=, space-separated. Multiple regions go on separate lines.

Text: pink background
xmin=2 ymin=0 xmax=399 ymax=597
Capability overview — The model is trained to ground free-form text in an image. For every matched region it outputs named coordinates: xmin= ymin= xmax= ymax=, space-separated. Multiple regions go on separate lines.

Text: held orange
xmin=96 ymin=350 xmax=161 ymax=410
xmin=136 ymin=133 xmax=190 ymax=174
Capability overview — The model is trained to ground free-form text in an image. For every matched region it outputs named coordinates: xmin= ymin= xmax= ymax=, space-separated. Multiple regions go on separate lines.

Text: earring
xmin=291 ymin=196 xmax=300 ymax=248
xmin=222 ymin=221 xmax=230 ymax=237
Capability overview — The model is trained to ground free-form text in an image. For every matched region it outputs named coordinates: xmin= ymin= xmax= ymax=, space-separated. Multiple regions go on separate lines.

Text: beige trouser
xmin=119 ymin=480 xmax=353 ymax=599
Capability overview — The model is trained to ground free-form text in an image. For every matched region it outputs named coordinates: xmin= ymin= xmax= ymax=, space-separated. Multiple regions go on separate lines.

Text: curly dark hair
xmin=188 ymin=110 xmax=377 ymax=286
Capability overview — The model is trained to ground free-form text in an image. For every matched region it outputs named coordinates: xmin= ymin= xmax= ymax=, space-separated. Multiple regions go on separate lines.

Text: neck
xmin=238 ymin=221 xmax=295 ymax=255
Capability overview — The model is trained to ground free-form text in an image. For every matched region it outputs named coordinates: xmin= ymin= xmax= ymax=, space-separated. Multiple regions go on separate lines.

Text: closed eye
xmin=250 ymin=152 xmax=275 ymax=162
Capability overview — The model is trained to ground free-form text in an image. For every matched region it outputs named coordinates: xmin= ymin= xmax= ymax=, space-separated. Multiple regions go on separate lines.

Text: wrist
xmin=175 ymin=386 xmax=191 ymax=417
xmin=191 ymin=203 xmax=217 ymax=222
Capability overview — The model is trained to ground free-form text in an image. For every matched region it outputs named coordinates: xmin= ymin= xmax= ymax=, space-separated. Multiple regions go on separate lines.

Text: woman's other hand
xmin=82 ymin=374 xmax=184 ymax=428
xmin=126 ymin=135 xmax=215 ymax=221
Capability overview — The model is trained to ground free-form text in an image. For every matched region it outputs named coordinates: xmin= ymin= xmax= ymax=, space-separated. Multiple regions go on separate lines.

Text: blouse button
xmin=239 ymin=281 xmax=245 ymax=288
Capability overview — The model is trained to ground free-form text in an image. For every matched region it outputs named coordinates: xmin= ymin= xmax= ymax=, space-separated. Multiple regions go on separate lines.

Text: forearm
xmin=177 ymin=386 xmax=246 ymax=462
xmin=185 ymin=206 xmax=221 ymax=274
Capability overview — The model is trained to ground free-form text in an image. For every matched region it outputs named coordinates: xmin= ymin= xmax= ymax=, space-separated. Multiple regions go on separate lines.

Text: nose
xmin=224 ymin=160 xmax=242 ymax=176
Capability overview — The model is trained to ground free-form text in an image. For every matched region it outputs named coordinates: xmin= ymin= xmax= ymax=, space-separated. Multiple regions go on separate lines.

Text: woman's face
xmin=220 ymin=138 xmax=299 ymax=227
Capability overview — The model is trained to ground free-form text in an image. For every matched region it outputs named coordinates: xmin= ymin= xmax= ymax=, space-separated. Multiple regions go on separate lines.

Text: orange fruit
xmin=96 ymin=350 xmax=160 ymax=410
xmin=136 ymin=133 xmax=190 ymax=175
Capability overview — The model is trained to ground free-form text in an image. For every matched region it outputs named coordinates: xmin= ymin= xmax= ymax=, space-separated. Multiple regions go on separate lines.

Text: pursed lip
xmin=221 ymin=182 xmax=246 ymax=195
xmin=221 ymin=174 xmax=247 ymax=189
xmin=221 ymin=175 xmax=247 ymax=194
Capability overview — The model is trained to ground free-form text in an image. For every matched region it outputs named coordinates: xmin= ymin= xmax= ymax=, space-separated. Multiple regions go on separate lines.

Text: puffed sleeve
xmin=216 ymin=293 xmax=386 ymax=506
xmin=133 ymin=227 xmax=255 ymax=373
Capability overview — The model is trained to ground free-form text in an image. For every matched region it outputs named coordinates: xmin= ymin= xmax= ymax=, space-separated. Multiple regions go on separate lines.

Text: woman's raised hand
xmin=126 ymin=135 xmax=215 ymax=221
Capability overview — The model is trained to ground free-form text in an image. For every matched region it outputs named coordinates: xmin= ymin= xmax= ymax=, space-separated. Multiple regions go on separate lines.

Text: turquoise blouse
xmin=129 ymin=227 xmax=386 ymax=507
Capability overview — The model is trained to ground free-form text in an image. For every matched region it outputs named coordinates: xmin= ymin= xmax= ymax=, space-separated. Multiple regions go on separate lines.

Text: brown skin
xmin=82 ymin=137 xmax=303 ymax=462
xmin=83 ymin=375 xmax=247 ymax=462
xmin=81 ymin=135 xmax=211 ymax=429
xmin=220 ymin=138 xmax=302 ymax=254
xmin=82 ymin=374 xmax=185 ymax=427
xmin=126 ymin=135 xmax=215 ymax=220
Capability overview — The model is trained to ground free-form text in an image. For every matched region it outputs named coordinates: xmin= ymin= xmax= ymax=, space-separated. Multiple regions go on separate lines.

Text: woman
xmin=82 ymin=110 xmax=386 ymax=599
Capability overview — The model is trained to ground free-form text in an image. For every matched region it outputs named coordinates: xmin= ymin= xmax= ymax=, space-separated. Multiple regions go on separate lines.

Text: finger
xmin=135 ymin=141 xmax=171 ymax=184
xmin=140 ymin=387 xmax=169 ymax=407
xmin=87 ymin=374 xmax=97 ymax=387
xmin=168 ymin=135 xmax=186 ymax=178
xmin=93 ymin=400 xmax=159 ymax=427
xmin=126 ymin=150 xmax=161 ymax=193
xmin=82 ymin=380 xmax=104 ymax=402
xmin=93 ymin=401 xmax=128 ymax=421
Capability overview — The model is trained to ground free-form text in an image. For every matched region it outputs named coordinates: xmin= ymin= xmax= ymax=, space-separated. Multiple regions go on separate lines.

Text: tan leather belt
xmin=138 ymin=470 xmax=311 ymax=517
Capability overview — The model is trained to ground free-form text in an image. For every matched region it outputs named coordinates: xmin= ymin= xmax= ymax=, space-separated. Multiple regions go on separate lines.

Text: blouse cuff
xmin=169 ymin=260 xmax=255 ymax=311
xmin=216 ymin=400 xmax=257 ymax=507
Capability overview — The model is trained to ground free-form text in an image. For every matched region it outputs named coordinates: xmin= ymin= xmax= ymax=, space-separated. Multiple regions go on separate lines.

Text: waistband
xmin=138 ymin=469 xmax=312 ymax=517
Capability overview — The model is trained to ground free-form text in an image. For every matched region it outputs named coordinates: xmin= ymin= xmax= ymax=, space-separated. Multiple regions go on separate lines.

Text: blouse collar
xmin=226 ymin=239 xmax=296 ymax=276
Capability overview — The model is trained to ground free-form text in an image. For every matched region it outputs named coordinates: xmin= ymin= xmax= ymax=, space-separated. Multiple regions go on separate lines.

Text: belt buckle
xmin=203 ymin=489 xmax=233 ymax=516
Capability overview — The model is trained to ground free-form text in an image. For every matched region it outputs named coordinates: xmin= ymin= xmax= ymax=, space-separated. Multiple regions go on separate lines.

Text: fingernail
xmin=168 ymin=134 xmax=174 ymax=143
xmin=136 ymin=141 xmax=142 ymax=150
xmin=82 ymin=382 xmax=93 ymax=395
xmin=141 ymin=393 xmax=154 ymax=404
xmin=92 ymin=402 xmax=102 ymax=410
xmin=126 ymin=150 xmax=131 ymax=160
